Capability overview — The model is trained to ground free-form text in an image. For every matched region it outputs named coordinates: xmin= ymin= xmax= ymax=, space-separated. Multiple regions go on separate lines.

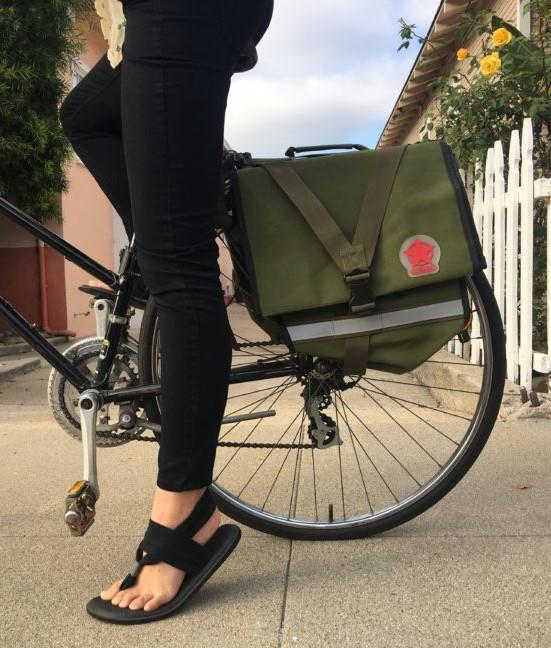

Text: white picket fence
xmin=449 ymin=117 xmax=551 ymax=392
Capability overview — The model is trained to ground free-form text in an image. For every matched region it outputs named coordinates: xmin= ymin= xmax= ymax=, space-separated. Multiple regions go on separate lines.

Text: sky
xmin=224 ymin=0 xmax=441 ymax=157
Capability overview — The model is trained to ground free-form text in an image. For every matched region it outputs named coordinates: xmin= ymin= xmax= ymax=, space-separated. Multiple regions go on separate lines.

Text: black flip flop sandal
xmin=86 ymin=489 xmax=241 ymax=624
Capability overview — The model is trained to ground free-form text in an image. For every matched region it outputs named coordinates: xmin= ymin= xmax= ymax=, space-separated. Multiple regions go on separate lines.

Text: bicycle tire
xmin=138 ymin=271 xmax=505 ymax=540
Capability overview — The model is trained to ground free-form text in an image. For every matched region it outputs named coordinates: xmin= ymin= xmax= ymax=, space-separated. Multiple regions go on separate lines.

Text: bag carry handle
xmin=285 ymin=143 xmax=368 ymax=158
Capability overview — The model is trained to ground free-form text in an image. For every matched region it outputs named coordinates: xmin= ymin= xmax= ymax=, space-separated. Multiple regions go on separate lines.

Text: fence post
xmin=470 ymin=160 xmax=484 ymax=365
xmin=493 ymin=140 xmax=506 ymax=317
xmin=533 ymin=177 xmax=551 ymax=375
xmin=482 ymin=147 xmax=495 ymax=288
xmin=548 ymin=197 xmax=551 ymax=365
xmin=519 ymin=117 xmax=534 ymax=391
xmin=505 ymin=129 xmax=521 ymax=383
xmin=452 ymin=169 xmax=468 ymax=357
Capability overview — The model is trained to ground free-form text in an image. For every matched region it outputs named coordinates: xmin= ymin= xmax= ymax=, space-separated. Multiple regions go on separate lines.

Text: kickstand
xmin=64 ymin=390 xmax=102 ymax=536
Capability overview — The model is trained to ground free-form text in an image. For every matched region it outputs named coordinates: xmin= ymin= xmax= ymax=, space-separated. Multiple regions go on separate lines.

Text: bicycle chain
xmin=95 ymin=428 xmax=158 ymax=443
xmin=217 ymin=440 xmax=314 ymax=449
xmin=234 ymin=340 xmax=275 ymax=349
xmin=88 ymin=340 xmax=314 ymax=448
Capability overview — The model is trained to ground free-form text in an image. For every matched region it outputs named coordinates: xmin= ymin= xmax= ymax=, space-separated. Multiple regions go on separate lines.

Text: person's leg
xmin=59 ymin=54 xmax=135 ymax=241
xmin=100 ymin=0 xmax=273 ymax=612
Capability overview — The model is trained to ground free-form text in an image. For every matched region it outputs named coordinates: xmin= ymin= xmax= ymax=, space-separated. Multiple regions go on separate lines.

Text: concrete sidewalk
xmin=1 ymin=365 xmax=550 ymax=648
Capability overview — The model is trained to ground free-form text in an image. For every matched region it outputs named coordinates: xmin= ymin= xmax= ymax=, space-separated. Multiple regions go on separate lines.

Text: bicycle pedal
xmin=64 ymin=479 xmax=97 ymax=537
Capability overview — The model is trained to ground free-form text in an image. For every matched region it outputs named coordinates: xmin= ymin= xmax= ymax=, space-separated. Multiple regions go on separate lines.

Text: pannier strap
xmin=261 ymin=145 xmax=408 ymax=320
xmin=261 ymin=162 xmax=354 ymax=271
xmin=343 ymin=334 xmax=370 ymax=375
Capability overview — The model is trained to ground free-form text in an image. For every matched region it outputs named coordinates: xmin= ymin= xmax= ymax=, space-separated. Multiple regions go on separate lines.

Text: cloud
xmin=224 ymin=0 xmax=441 ymax=155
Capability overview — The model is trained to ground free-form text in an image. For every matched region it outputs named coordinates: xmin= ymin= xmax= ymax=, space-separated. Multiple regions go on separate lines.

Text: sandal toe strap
xmin=119 ymin=552 xmax=158 ymax=591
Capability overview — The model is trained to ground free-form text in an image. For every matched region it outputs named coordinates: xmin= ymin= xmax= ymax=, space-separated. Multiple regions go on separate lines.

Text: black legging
xmin=59 ymin=0 xmax=273 ymax=491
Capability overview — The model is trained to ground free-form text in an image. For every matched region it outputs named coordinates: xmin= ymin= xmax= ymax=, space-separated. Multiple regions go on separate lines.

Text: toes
xmin=128 ymin=595 xmax=145 ymax=611
xmin=111 ymin=586 xmax=131 ymax=606
xmin=143 ymin=592 xmax=170 ymax=612
xmin=117 ymin=590 xmax=139 ymax=608
xmin=131 ymin=592 xmax=155 ymax=611
xmin=100 ymin=578 xmax=123 ymax=601
xmin=128 ymin=593 xmax=153 ymax=611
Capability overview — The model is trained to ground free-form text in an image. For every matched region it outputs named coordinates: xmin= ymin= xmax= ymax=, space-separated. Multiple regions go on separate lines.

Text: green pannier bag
xmin=224 ymin=140 xmax=485 ymax=375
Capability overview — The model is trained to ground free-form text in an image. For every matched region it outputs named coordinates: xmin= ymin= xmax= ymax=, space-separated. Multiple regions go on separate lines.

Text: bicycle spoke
xmin=227 ymin=382 xmax=292 ymax=401
xmin=288 ymin=411 xmax=306 ymax=519
xmin=355 ymin=383 xmax=443 ymax=468
xmin=336 ymin=392 xmax=372 ymax=514
xmin=311 ymin=446 xmax=319 ymax=522
xmin=215 ymin=376 xmax=295 ymax=479
xmin=357 ymin=385 xmax=471 ymax=421
xmin=339 ymin=404 xmax=399 ymax=504
xmin=339 ymin=397 xmax=422 ymax=489
xmin=222 ymin=377 xmax=292 ymax=421
xmin=262 ymin=424 xmax=303 ymax=510
xmin=361 ymin=378 xmax=460 ymax=446
xmin=366 ymin=376 xmax=480 ymax=395
xmin=219 ymin=376 xmax=294 ymax=440
xmin=236 ymin=407 xmax=305 ymax=498
xmin=261 ymin=381 xmax=325 ymax=510
xmin=333 ymin=391 xmax=346 ymax=519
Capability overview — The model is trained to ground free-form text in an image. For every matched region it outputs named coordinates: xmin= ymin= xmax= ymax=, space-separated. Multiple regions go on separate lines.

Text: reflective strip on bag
xmin=286 ymin=299 xmax=465 ymax=342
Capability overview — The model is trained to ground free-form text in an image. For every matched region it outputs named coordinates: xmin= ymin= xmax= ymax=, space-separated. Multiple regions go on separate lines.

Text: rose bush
xmin=399 ymin=2 xmax=550 ymax=177
xmin=399 ymin=0 xmax=551 ymax=351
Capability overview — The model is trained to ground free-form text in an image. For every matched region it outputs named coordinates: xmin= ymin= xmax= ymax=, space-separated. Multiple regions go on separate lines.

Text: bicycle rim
xmin=144 ymin=273 xmax=504 ymax=539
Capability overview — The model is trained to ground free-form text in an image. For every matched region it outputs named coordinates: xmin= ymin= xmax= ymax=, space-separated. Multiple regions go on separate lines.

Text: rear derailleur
xmin=301 ymin=358 xmax=350 ymax=450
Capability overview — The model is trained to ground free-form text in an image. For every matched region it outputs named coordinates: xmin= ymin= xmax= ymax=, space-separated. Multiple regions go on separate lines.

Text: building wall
xmin=61 ymin=18 xmax=116 ymax=337
xmin=400 ymin=0 xmax=520 ymax=145
xmin=2 ymin=10 xmax=236 ymax=338
xmin=0 ymin=219 xmax=43 ymax=331
xmin=0 ymin=13 xmax=114 ymax=337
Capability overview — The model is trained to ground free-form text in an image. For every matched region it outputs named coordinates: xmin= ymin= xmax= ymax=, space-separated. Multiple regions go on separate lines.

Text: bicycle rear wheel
xmin=139 ymin=271 xmax=505 ymax=540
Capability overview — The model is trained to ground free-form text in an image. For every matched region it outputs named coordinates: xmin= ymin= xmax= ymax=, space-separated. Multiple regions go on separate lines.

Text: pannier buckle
xmin=344 ymin=270 xmax=375 ymax=315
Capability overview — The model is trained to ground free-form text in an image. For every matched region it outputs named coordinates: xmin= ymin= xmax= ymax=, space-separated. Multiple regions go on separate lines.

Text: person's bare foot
xmin=99 ymin=487 xmax=221 ymax=612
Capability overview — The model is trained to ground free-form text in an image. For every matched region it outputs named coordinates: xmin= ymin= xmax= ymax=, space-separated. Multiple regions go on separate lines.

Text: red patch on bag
xmin=399 ymin=235 xmax=441 ymax=278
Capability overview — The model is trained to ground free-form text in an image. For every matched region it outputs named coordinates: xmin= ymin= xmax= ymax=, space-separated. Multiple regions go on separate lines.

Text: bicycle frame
xmin=0 ymin=195 xmax=298 ymax=404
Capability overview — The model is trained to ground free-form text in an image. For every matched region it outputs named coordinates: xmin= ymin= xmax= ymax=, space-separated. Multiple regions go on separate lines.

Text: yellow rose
xmin=456 ymin=48 xmax=469 ymax=60
xmin=492 ymin=27 xmax=512 ymax=47
xmin=480 ymin=52 xmax=502 ymax=76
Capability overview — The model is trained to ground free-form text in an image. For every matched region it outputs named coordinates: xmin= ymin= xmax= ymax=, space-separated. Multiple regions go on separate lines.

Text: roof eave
xmin=377 ymin=0 xmax=479 ymax=148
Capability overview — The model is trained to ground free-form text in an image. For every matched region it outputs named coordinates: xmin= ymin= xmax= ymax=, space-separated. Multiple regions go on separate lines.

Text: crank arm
xmin=64 ymin=390 xmax=101 ymax=537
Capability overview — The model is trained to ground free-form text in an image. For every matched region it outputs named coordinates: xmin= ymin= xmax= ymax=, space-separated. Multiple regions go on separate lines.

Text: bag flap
xmin=234 ymin=140 xmax=482 ymax=318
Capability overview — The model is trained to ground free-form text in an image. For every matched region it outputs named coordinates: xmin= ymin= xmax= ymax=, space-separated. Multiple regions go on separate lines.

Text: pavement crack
xmin=277 ymin=539 xmax=293 ymax=648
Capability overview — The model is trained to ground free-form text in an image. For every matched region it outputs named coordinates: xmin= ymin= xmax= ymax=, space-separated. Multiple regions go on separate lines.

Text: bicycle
xmin=0 ymin=145 xmax=506 ymax=541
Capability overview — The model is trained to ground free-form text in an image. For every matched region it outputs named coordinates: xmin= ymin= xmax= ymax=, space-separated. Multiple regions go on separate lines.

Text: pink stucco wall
xmin=61 ymin=20 xmax=115 ymax=337
xmin=62 ymin=13 xmax=234 ymax=339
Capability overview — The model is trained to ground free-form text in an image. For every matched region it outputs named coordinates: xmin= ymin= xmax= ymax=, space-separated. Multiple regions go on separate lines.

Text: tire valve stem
xmin=328 ymin=503 xmax=334 ymax=523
